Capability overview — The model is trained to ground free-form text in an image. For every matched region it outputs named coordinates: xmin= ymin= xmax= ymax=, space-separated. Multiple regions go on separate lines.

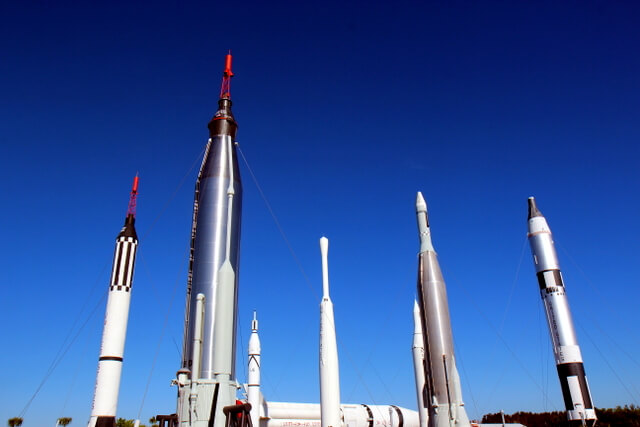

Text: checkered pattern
xmin=109 ymin=236 xmax=138 ymax=292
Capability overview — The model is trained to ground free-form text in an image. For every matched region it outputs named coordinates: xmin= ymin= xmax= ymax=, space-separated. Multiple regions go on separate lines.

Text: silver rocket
xmin=89 ymin=176 xmax=140 ymax=427
xmin=527 ymin=197 xmax=596 ymax=426
xmin=177 ymin=53 xmax=243 ymax=427
xmin=415 ymin=192 xmax=470 ymax=427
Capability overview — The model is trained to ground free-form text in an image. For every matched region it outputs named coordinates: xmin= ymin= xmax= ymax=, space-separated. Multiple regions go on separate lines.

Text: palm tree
xmin=57 ymin=417 xmax=72 ymax=426
xmin=116 ymin=419 xmax=135 ymax=427
xmin=8 ymin=418 xmax=23 ymax=427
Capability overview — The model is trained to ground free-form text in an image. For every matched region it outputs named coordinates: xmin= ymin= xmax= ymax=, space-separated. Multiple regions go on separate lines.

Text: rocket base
xmin=176 ymin=378 xmax=239 ymax=427
xmin=428 ymin=403 xmax=470 ymax=427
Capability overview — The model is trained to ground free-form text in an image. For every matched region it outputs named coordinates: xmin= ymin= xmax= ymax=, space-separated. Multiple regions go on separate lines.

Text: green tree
xmin=116 ymin=419 xmax=135 ymax=427
xmin=8 ymin=418 xmax=23 ymax=427
xmin=58 ymin=417 xmax=72 ymax=426
xmin=149 ymin=417 xmax=158 ymax=427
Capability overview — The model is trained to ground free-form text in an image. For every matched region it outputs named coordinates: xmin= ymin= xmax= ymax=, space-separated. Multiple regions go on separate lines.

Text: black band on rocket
xmin=99 ymin=356 xmax=124 ymax=362
xmin=536 ymin=269 xmax=564 ymax=290
xmin=391 ymin=405 xmax=404 ymax=427
xmin=557 ymin=362 xmax=593 ymax=410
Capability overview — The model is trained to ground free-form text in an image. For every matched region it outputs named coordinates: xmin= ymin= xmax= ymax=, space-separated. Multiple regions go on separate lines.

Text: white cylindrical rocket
xmin=262 ymin=402 xmax=419 ymax=427
xmin=89 ymin=176 xmax=140 ymax=427
xmin=527 ymin=197 xmax=596 ymax=426
xmin=319 ymin=237 xmax=342 ymax=427
xmin=412 ymin=300 xmax=428 ymax=427
xmin=248 ymin=311 xmax=262 ymax=427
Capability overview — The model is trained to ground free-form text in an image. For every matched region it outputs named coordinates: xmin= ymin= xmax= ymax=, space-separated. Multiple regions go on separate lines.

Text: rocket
xmin=248 ymin=312 xmax=261 ymax=427
xmin=527 ymin=197 xmax=596 ymax=426
xmin=319 ymin=237 xmax=342 ymax=427
xmin=412 ymin=301 xmax=428 ymax=427
xmin=176 ymin=52 xmax=243 ymax=427
xmin=415 ymin=192 xmax=470 ymax=427
xmin=88 ymin=176 xmax=140 ymax=427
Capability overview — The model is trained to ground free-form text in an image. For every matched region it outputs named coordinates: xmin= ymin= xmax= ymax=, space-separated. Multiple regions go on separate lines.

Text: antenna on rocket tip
xmin=127 ymin=173 xmax=139 ymax=218
xmin=219 ymin=50 xmax=234 ymax=100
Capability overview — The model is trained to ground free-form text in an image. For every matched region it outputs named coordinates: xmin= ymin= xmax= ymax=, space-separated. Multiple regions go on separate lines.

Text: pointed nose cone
xmin=416 ymin=191 xmax=433 ymax=252
xmin=416 ymin=191 xmax=427 ymax=213
xmin=528 ymin=196 xmax=543 ymax=220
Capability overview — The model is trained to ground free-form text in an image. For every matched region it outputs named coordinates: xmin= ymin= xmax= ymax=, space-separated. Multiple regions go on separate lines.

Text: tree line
xmin=481 ymin=405 xmax=640 ymax=426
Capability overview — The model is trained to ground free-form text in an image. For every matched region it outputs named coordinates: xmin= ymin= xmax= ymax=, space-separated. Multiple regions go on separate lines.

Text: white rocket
xmin=415 ymin=192 xmax=470 ymax=427
xmin=319 ymin=237 xmax=342 ymax=427
xmin=412 ymin=301 xmax=428 ymax=427
xmin=248 ymin=312 xmax=261 ymax=427
xmin=88 ymin=176 xmax=140 ymax=427
xmin=527 ymin=197 xmax=596 ymax=426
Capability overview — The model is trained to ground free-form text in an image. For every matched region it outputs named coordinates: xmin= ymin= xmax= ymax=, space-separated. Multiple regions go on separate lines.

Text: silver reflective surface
xmin=418 ymin=251 xmax=469 ymax=426
xmin=184 ymin=134 xmax=242 ymax=379
xmin=529 ymin=231 xmax=559 ymax=272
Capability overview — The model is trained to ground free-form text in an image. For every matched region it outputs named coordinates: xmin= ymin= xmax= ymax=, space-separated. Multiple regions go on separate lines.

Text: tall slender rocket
xmin=88 ymin=176 xmax=140 ymax=427
xmin=415 ymin=192 xmax=470 ymax=427
xmin=178 ymin=52 xmax=243 ymax=427
xmin=319 ymin=237 xmax=342 ymax=427
xmin=248 ymin=312 xmax=261 ymax=427
xmin=527 ymin=197 xmax=596 ymax=426
xmin=183 ymin=55 xmax=242 ymax=379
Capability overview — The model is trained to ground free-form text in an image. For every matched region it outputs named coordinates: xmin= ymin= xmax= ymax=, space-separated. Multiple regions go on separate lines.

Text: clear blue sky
xmin=1 ymin=1 xmax=639 ymax=426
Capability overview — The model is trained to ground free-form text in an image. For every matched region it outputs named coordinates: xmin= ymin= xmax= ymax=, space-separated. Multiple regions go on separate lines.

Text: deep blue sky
xmin=1 ymin=1 xmax=639 ymax=426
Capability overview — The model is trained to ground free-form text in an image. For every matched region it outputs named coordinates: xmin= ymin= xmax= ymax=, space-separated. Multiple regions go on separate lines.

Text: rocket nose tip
xmin=528 ymin=196 xmax=542 ymax=219
xmin=416 ymin=191 xmax=427 ymax=211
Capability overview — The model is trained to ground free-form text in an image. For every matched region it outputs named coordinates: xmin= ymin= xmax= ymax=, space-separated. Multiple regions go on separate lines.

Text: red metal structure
xmin=219 ymin=52 xmax=234 ymax=99
xmin=127 ymin=175 xmax=139 ymax=217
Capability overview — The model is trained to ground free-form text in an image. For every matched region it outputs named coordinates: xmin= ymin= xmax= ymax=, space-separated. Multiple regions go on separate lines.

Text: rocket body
xmin=527 ymin=197 xmax=596 ymax=426
xmin=319 ymin=237 xmax=342 ymax=427
xmin=415 ymin=192 xmax=470 ymax=427
xmin=89 ymin=179 xmax=139 ymax=427
xmin=248 ymin=313 xmax=262 ymax=427
xmin=182 ymin=102 xmax=243 ymax=378
xmin=177 ymin=54 xmax=243 ymax=427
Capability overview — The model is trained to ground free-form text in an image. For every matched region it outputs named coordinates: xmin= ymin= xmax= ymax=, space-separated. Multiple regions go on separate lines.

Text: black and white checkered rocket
xmin=88 ymin=177 xmax=139 ymax=427
xmin=527 ymin=197 xmax=596 ymax=426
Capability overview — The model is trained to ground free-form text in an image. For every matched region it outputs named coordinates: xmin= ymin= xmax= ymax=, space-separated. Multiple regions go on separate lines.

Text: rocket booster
xmin=182 ymin=52 xmax=243 ymax=380
xmin=415 ymin=192 xmax=470 ymax=427
xmin=319 ymin=237 xmax=342 ymax=427
xmin=89 ymin=176 xmax=140 ymax=427
xmin=412 ymin=301 xmax=428 ymax=427
xmin=527 ymin=197 xmax=596 ymax=426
